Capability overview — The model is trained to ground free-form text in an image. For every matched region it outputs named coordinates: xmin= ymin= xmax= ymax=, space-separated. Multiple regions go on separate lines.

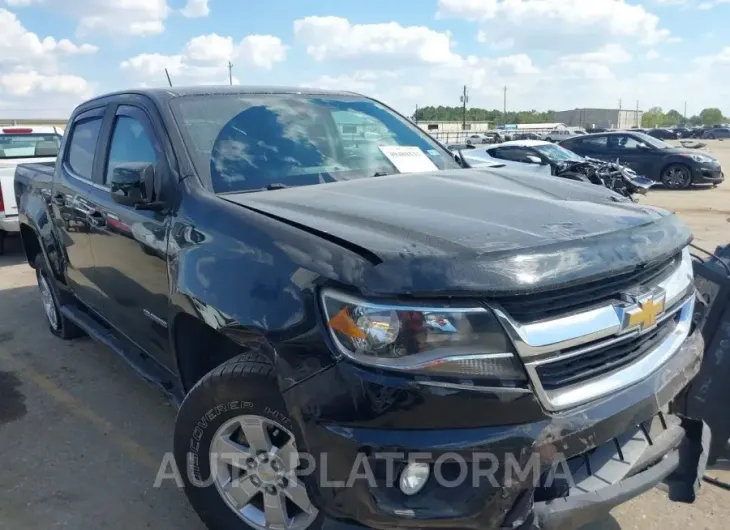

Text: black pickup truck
xmin=15 ymin=86 xmax=709 ymax=530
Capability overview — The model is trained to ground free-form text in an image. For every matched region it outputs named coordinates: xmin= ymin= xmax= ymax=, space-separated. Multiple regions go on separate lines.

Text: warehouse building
xmin=553 ymin=108 xmax=643 ymax=130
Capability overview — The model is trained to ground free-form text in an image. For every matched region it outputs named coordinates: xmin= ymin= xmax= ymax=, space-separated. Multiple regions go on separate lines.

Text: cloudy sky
xmin=1 ymin=0 xmax=729 ymax=118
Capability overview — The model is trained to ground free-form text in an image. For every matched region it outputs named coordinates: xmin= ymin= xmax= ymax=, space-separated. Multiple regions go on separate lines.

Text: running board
xmin=60 ymin=304 xmax=182 ymax=406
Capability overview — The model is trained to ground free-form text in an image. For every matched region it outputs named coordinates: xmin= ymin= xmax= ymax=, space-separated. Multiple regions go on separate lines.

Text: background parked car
xmin=544 ymin=129 xmax=585 ymax=142
xmin=703 ymin=127 xmax=730 ymax=139
xmin=647 ymin=128 xmax=679 ymax=140
xmin=466 ymin=133 xmax=501 ymax=145
xmin=560 ymin=131 xmax=724 ymax=189
xmin=512 ymin=132 xmax=542 ymax=140
xmin=672 ymin=127 xmax=691 ymax=138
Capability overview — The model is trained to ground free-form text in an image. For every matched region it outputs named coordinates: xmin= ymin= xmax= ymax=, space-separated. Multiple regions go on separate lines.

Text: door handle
xmin=53 ymin=193 xmax=65 ymax=206
xmin=86 ymin=210 xmax=106 ymax=228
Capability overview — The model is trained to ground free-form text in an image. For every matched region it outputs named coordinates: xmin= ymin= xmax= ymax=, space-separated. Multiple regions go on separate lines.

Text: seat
xmin=34 ymin=141 xmax=59 ymax=157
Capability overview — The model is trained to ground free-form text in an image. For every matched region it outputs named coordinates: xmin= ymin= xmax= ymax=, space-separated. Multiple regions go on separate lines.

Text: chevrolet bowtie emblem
xmin=624 ymin=292 xmax=666 ymax=332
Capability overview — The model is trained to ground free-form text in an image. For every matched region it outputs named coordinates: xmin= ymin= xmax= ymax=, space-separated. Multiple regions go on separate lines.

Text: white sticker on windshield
xmin=379 ymin=146 xmax=439 ymax=173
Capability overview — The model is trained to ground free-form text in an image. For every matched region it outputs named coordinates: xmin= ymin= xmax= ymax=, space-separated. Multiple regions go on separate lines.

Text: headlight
xmin=321 ymin=289 xmax=526 ymax=382
xmin=681 ymin=153 xmax=714 ymax=163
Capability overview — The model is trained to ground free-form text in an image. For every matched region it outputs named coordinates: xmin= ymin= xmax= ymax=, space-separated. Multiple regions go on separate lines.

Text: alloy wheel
xmin=663 ymin=166 xmax=690 ymax=189
xmin=210 ymin=415 xmax=318 ymax=530
xmin=39 ymin=273 xmax=59 ymax=330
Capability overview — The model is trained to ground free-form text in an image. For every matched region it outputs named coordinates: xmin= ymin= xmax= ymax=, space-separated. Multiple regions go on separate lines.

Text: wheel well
xmin=20 ymin=224 xmax=42 ymax=268
xmin=172 ymin=313 xmax=247 ymax=392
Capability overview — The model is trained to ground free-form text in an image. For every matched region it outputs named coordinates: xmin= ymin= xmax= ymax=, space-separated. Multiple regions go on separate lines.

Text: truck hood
xmin=224 ymin=168 xmax=692 ymax=296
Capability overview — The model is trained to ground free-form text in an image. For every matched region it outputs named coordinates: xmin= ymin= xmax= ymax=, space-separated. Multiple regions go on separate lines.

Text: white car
xmin=465 ymin=133 xmax=501 ymax=145
xmin=544 ymin=129 xmax=586 ymax=143
xmin=0 ymin=125 xmax=63 ymax=254
xmin=460 ymin=139 xmax=584 ymax=175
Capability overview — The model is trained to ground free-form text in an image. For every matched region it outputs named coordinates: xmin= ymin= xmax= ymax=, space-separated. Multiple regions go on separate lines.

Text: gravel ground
xmin=1 ymin=141 xmax=729 ymax=529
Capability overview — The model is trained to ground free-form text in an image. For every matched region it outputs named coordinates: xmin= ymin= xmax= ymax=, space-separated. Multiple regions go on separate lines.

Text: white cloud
xmin=694 ymin=46 xmax=730 ymax=67
xmin=495 ymin=54 xmax=539 ymax=74
xmin=0 ymin=8 xmax=95 ymax=112
xmin=180 ymin=0 xmax=209 ymax=18
xmin=557 ymin=44 xmax=632 ymax=81
xmin=76 ymin=0 xmax=169 ymax=36
xmin=293 ymin=16 xmax=461 ymax=65
xmin=0 ymin=71 xmax=91 ymax=97
xmin=0 ymin=8 xmax=98 ymax=72
xmin=438 ymin=0 xmax=670 ymax=46
xmin=8 ymin=0 xmax=171 ymax=36
xmin=646 ymin=49 xmax=661 ymax=60
xmin=120 ymin=33 xmax=287 ymax=85
xmin=236 ymin=35 xmax=288 ymax=69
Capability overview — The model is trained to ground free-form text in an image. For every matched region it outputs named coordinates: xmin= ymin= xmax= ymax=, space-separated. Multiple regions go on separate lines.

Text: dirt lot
xmin=1 ymin=142 xmax=729 ymax=530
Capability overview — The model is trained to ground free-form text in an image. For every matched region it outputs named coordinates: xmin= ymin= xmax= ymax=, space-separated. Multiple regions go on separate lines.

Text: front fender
xmin=165 ymin=185 xmax=371 ymax=392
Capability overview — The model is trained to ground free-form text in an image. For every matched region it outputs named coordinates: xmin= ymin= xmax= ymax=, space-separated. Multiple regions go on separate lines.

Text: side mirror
xmin=110 ymin=162 xmax=155 ymax=207
xmin=524 ymin=155 xmax=543 ymax=165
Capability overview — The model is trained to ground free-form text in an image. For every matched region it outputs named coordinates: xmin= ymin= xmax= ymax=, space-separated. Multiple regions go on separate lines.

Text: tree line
xmin=413 ymin=105 xmax=727 ymax=128
xmin=413 ymin=106 xmax=555 ymax=125
xmin=641 ymin=107 xmax=726 ymax=128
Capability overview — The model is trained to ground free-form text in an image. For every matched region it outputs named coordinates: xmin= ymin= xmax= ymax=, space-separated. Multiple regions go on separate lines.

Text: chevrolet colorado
xmin=15 ymin=87 xmax=709 ymax=530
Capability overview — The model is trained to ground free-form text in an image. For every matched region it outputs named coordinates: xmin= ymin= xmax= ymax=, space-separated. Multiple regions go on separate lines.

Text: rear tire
xmin=0 ymin=231 xmax=5 ymax=256
xmin=661 ymin=164 xmax=692 ymax=189
xmin=174 ymin=354 xmax=323 ymax=530
xmin=34 ymin=254 xmax=84 ymax=339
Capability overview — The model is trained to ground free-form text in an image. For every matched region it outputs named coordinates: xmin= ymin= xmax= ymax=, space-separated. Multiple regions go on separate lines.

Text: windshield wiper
xmin=219 ymin=183 xmax=290 ymax=195
xmin=372 ymin=171 xmax=392 ymax=177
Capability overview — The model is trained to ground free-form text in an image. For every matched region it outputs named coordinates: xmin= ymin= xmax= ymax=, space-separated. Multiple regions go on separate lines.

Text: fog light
xmin=399 ymin=462 xmax=430 ymax=495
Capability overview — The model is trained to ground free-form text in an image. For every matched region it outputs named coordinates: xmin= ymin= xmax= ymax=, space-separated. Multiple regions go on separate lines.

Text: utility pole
xmin=228 ymin=61 xmax=233 ymax=85
xmin=636 ymin=100 xmax=640 ymax=127
xmin=684 ymin=101 xmax=687 ymax=120
xmin=460 ymin=85 xmax=469 ymax=130
xmin=618 ymin=99 xmax=622 ymax=129
xmin=164 ymin=68 xmax=173 ymax=87
xmin=503 ymin=85 xmax=507 ymax=123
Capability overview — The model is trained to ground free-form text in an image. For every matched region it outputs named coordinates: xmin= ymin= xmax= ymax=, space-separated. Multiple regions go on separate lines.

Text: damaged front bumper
xmin=514 ymin=414 xmax=710 ymax=530
xmin=285 ymin=329 xmax=708 ymax=530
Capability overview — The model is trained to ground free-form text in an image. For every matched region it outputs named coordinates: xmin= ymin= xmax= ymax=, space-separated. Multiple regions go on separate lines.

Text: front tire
xmin=34 ymin=254 xmax=84 ymax=339
xmin=174 ymin=354 xmax=322 ymax=530
xmin=661 ymin=164 xmax=692 ymax=189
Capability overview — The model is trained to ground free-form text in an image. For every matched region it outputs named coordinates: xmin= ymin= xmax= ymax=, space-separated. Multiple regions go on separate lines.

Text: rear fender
xmin=17 ymin=189 xmax=66 ymax=282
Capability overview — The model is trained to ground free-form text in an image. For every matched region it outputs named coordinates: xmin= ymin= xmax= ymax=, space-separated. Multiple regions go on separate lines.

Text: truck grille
xmin=535 ymin=314 xmax=680 ymax=390
xmin=495 ymin=253 xmax=680 ymax=322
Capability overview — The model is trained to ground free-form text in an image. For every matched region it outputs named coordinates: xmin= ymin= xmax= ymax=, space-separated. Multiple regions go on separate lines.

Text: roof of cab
xmin=83 ymin=85 xmax=365 ymax=107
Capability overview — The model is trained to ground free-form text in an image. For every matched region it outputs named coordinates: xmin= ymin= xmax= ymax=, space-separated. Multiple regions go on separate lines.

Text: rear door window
xmin=66 ymin=118 xmax=103 ymax=180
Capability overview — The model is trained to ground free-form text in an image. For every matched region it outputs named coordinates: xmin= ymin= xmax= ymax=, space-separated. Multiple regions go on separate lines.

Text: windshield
xmin=533 ymin=143 xmax=583 ymax=162
xmin=172 ymin=94 xmax=459 ymax=193
xmin=632 ymin=131 xmax=671 ymax=149
xmin=0 ymin=133 xmax=61 ymax=159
